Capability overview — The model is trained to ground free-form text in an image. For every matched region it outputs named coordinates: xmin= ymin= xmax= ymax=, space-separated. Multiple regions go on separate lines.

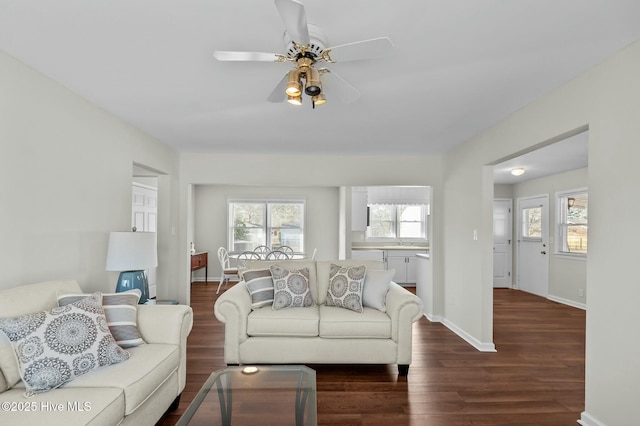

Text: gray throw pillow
xmin=269 ymin=265 xmax=313 ymax=310
xmin=326 ymin=264 xmax=367 ymax=313
xmin=57 ymin=289 xmax=145 ymax=348
xmin=243 ymin=269 xmax=274 ymax=309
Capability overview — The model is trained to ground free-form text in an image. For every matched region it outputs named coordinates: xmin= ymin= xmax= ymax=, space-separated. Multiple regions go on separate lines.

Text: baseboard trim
xmin=547 ymin=294 xmax=586 ymax=310
xmin=425 ymin=313 xmax=443 ymax=322
xmin=440 ymin=318 xmax=497 ymax=352
xmin=578 ymin=411 xmax=605 ymax=426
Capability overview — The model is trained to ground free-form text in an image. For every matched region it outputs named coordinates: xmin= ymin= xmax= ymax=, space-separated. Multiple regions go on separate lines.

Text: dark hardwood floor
xmin=157 ymin=283 xmax=585 ymax=425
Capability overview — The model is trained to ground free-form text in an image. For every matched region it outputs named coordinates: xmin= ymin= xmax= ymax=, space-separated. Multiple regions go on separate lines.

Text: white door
xmin=493 ymin=199 xmax=512 ymax=288
xmin=517 ymin=195 xmax=549 ymax=297
xmin=132 ymin=183 xmax=158 ymax=298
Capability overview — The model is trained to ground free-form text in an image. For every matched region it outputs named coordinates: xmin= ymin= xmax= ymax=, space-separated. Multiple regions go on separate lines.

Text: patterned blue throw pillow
xmin=0 ymin=292 xmax=129 ymax=395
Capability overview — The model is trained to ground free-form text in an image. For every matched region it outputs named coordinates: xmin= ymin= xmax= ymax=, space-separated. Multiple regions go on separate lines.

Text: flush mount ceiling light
xmin=510 ymin=167 xmax=525 ymax=176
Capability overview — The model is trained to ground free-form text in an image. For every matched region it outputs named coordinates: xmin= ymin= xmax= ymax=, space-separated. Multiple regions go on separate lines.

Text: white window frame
xmin=228 ymin=199 xmax=306 ymax=254
xmin=366 ymin=204 xmax=428 ymax=242
xmin=555 ymin=187 xmax=588 ymax=258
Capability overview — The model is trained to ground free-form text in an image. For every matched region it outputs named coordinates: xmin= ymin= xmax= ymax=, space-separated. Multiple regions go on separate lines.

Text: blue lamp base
xmin=115 ymin=270 xmax=149 ymax=304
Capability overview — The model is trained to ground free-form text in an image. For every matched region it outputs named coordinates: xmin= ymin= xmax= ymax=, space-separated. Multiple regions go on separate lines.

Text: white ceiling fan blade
xmin=322 ymin=69 xmax=360 ymax=104
xmin=213 ymin=51 xmax=282 ymax=62
xmin=324 ymin=37 xmax=395 ymax=63
xmin=267 ymin=73 xmax=289 ymax=103
xmin=274 ymin=0 xmax=310 ymax=46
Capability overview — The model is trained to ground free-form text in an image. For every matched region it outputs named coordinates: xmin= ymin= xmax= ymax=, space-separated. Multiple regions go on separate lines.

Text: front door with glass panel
xmin=517 ymin=195 xmax=549 ymax=297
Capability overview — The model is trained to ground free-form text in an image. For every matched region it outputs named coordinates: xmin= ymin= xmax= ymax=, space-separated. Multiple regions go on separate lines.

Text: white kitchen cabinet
xmin=384 ymin=249 xmax=427 ymax=284
xmin=351 ymin=187 xmax=368 ymax=231
xmin=415 ymin=254 xmax=432 ymax=318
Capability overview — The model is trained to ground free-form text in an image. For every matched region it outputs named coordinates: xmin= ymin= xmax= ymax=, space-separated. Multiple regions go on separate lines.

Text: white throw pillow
xmin=362 ymin=269 xmax=395 ymax=312
xmin=0 ymin=293 xmax=129 ymax=395
xmin=326 ymin=264 xmax=367 ymax=313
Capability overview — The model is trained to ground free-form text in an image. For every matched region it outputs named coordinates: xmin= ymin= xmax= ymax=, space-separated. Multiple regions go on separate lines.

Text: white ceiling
xmin=493 ymin=130 xmax=589 ymax=184
xmin=2 ymin=1 xmax=640 ymax=158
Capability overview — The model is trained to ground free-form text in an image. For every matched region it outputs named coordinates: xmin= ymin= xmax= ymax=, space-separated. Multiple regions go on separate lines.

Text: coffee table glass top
xmin=177 ymin=365 xmax=317 ymax=426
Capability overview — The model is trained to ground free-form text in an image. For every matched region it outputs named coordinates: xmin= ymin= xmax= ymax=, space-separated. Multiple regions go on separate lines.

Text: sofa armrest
xmin=137 ymin=304 xmax=193 ymax=345
xmin=137 ymin=304 xmax=193 ymax=393
xmin=384 ymin=282 xmax=423 ymax=365
xmin=214 ymin=282 xmax=252 ymax=364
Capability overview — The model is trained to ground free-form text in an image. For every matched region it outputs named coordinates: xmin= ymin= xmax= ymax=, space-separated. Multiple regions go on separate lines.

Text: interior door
xmin=517 ymin=195 xmax=549 ymax=297
xmin=132 ymin=182 xmax=158 ymax=298
xmin=493 ymin=199 xmax=512 ymax=288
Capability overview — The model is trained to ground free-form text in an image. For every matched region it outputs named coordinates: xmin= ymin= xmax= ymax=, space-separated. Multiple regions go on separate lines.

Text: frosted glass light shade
xmin=106 ymin=231 xmax=158 ymax=271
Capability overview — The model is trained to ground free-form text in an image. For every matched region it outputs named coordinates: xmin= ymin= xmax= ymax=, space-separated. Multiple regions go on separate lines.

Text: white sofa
xmin=0 ymin=280 xmax=193 ymax=426
xmin=214 ymin=259 xmax=423 ymax=376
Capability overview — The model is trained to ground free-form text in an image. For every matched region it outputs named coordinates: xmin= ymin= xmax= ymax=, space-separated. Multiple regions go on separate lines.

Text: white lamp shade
xmin=106 ymin=232 xmax=158 ymax=271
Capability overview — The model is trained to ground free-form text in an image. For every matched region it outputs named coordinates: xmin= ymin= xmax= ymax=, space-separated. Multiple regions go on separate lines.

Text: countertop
xmin=352 ymin=246 xmax=429 ymax=251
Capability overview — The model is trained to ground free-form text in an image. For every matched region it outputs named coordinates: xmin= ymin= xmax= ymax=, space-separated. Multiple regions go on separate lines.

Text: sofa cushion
xmin=362 ymin=269 xmax=395 ymax=312
xmin=62 ymin=343 xmax=179 ymax=415
xmin=0 ymin=293 xmax=129 ymax=395
xmin=0 ymin=332 xmax=20 ymax=391
xmin=243 ymin=269 xmax=274 ymax=309
xmin=0 ymin=386 xmax=124 ymax=426
xmin=319 ymin=305 xmax=391 ymax=339
xmin=270 ymin=265 xmax=313 ymax=310
xmin=57 ymin=289 xmax=145 ymax=348
xmin=248 ymin=306 xmax=319 ymax=337
xmin=325 ymin=264 xmax=367 ymax=313
xmin=0 ymin=280 xmax=83 ymax=390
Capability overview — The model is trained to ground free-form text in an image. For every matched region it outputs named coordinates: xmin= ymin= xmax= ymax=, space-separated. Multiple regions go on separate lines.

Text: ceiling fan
xmin=213 ymin=0 xmax=394 ymax=108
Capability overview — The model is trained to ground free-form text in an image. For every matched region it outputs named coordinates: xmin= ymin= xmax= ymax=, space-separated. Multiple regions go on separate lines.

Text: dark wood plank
xmin=157 ymin=285 xmax=585 ymax=425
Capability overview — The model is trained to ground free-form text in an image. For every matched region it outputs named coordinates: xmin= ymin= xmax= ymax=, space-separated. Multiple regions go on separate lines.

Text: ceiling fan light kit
xmin=286 ymin=69 xmax=302 ymax=96
xmin=287 ymin=94 xmax=303 ymax=106
xmin=212 ymin=0 xmax=394 ymax=109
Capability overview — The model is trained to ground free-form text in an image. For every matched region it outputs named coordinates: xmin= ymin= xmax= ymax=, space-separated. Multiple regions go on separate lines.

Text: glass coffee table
xmin=177 ymin=365 xmax=317 ymax=426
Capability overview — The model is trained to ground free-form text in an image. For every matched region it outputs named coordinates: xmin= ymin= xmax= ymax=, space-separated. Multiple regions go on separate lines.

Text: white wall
xmin=512 ymin=168 xmax=587 ymax=307
xmin=193 ymin=184 xmax=340 ymax=279
xmin=178 ymin=152 xmax=445 ymax=311
xmin=494 ymin=184 xmax=513 ymax=199
xmin=0 ymin=51 xmax=180 ymax=297
xmin=444 ymin=39 xmax=640 ymax=424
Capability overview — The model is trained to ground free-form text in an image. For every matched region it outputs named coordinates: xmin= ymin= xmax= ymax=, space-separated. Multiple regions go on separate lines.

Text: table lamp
xmin=106 ymin=231 xmax=157 ymax=304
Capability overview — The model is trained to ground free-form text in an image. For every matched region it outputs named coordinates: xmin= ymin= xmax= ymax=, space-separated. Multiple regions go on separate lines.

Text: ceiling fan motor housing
xmin=283 ymin=23 xmax=328 ymax=60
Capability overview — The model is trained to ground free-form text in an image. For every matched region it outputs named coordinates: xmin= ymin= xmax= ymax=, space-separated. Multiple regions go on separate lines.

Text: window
xmin=522 ymin=206 xmax=543 ymax=240
xmin=366 ymin=204 xmax=427 ymax=240
xmin=556 ymin=189 xmax=588 ymax=256
xmin=229 ymin=200 xmax=305 ymax=253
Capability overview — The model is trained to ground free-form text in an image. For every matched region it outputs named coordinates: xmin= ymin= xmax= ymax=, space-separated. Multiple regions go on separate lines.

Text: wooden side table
xmin=191 ymin=251 xmax=208 ymax=284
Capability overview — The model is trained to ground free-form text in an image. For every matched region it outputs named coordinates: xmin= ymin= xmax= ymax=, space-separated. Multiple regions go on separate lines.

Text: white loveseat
xmin=0 ymin=280 xmax=193 ymax=426
xmin=214 ymin=259 xmax=423 ymax=376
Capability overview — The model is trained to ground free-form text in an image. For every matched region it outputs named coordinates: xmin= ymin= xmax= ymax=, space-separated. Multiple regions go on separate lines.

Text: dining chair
xmin=278 ymin=245 xmax=294 ymax=256
xmin=237 ymin=250 xmax=261 ymax=277
xmin=217 ymin=247 xmax=239 ymax=294
xmin=253 ymin=245 xmax=270 ymax=259
xmin=265 ymin=250 xmax=290 ymax=260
